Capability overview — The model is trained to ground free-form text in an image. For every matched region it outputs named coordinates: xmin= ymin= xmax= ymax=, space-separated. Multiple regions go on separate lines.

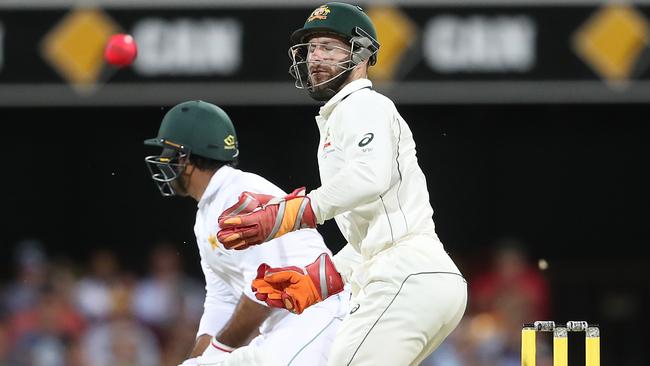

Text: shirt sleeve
xmin=308 ymin=97 xmax=395 ymax=223
xmin=332 ymin=243 xmax=363 ymax=284
xmin=197 ymin=257 xmax=238 ymax=337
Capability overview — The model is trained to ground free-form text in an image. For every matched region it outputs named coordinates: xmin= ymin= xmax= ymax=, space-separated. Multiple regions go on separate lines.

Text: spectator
xmin=0 ymin=321 xmax=10 ymax=366
xmin=8 ymin=282 xmax=86 ymax=366
xmin=74 ymin=249 xmax=121 ymax=322
xmin=130 ymin=242 xmax=204 ymax=353
xmin=81 ymin=274 xmax=161 ymax=366
xmin=470 ymin=237 xmax=551 ymax=321
xmin=2 ymin=239 xmax=48 ymax=315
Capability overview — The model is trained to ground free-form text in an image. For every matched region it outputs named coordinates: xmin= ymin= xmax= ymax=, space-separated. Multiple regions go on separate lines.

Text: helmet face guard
xmin=288 ymin=41 xmax=354 ymax=91
xmin=288 ymin=27 xmax=379 ymax=99
xmin=144 ymin=148 xmax=188 ymax=197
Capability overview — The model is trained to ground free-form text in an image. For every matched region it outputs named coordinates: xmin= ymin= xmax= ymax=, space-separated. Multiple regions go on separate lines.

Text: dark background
xmin=4 ymin=104 xmax=648 ymax=262
xmin=3 ymin=102 xmax=649 ymax=364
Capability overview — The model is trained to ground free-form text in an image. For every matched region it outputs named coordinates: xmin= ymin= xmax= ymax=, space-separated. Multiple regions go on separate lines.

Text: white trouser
xmin=217 ymin=292 xmax=348 ymax=366
xmin=327 ymin=236 xmax=468 ymax=366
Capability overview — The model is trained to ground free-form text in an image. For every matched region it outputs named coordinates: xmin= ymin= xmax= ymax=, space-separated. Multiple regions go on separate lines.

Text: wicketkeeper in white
xmin=217 ymin=2 xmax=468 ymax=366
xmin=144 ymin=100 xmax=347 ymax=366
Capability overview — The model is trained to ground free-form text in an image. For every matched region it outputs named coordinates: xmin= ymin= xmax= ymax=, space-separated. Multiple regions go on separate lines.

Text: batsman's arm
xmin=189 ymin=295 xmax=270 ymax=364
xmin=191 ymin=258 xmax=237 ymax=356
xmin=190 ymin=260 xmax=271 ymax=358
xmin=188 ymin=334 xmax=212 ymax=358
xmin=212 ymin=294 xmax=270 ymax=347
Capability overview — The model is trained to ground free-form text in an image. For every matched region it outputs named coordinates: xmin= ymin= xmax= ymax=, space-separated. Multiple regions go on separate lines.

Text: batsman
xmin=218 ymin=2 xmax=468 ymax=365
xmin=144 ymin=101 xmax=346 ymax=366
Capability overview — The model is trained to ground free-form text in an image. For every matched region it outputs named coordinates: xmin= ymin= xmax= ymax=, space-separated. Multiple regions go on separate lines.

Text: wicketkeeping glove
xmin=217 ymin=187 xmax=317 ymax=250
xmin=251 ymin=253 xmax=344 ymax=314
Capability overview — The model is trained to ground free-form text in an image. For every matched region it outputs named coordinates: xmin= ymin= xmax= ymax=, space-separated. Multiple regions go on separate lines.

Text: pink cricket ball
xmin=104 ymin=33 xmax=138 ymax=68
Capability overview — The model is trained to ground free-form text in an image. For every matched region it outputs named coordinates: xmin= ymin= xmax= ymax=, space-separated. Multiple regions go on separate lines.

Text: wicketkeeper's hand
xmin=217 ymin=187 xmax=316 ymax=250
xmin=251 ymin=253 xmax=344 ymax=314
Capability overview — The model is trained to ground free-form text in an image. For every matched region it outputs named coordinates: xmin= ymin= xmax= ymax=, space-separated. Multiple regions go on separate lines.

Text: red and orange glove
xmin=217 ymin=187 xmax=317 ymax=250
xmin=252 ymin=253 xmax=344 ymax=314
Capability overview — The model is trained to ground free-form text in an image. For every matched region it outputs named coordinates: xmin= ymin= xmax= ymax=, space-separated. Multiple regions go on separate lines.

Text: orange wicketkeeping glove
xmin=251 ymin=253 xmax=344 ymax=314
xmin=217 ymin=187 xmax=317 ymax=250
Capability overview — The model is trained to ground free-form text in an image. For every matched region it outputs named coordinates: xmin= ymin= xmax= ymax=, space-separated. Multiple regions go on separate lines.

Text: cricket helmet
xmin=289 ymin=2 xmax=380 ymax=100
xmin=290 ymin=2 xmax=379 ymax=65
xmin=144 ymin=100 xmax=239 ymax=196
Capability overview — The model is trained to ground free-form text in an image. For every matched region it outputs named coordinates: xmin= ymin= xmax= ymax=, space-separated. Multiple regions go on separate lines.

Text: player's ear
xmin=183 ymin=160 xmax=196 ymax=176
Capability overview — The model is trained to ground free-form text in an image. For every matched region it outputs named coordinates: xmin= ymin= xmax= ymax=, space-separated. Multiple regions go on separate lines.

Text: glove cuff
xmin=305 ymin=253 xmax=344 ymax=302
xmin=298 ymin=195 xmax=317 ymax=229
xmin=285 ymin=187 xmax=317 ymax=229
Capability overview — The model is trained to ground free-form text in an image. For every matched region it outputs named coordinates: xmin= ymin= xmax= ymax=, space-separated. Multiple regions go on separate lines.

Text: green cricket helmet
xmin=289 ymin=2 xmax=380 ymax=100
xmin=144 ymin=100 xmax=239 ymax=196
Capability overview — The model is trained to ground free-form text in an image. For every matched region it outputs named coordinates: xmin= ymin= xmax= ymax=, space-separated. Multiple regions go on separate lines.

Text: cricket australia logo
xmin=323 ymin=130 xmax=332 ymax=150
xmin=321 ymin=129 xmax=336 ymax=157
xmin=307 ymin=6 xmax=331 ymax=22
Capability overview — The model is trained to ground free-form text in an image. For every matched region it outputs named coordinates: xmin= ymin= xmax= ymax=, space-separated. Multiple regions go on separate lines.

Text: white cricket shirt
xmin=194 ymin=165 xmax=333 ymax=337
xmin=308 ymin=78 xmax=440 ymax=263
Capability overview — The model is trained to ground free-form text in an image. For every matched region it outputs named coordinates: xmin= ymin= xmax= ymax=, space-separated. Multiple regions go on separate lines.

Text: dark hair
xmin=189 ymin=154 xmax=238 ymax=171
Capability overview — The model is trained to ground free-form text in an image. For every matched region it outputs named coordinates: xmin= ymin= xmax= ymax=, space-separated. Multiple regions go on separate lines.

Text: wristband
xmin=210 ymin=338 xmax=236 ymax=353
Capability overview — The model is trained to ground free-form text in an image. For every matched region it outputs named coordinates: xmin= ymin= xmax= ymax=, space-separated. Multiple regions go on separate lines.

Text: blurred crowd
xmin=0 ymin=240 xmax=204 ymax=366
xmin=0 ymin=237 xmax=554 ymax=366
xmin=423 ymin=237 xmax=553 ymax=366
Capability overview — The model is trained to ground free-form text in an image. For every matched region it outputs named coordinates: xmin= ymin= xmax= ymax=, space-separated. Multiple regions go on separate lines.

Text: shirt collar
xmin=318 ymin=78 xmax=372 ymax=119
xmin=198 ymin=165 xmax=235 ymax=208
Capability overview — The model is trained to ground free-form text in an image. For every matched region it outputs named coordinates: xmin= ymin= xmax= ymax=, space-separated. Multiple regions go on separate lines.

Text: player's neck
xmin=336 ymin=68 xmax=367 ymax=92
xmin=187 ymin=170 xmax=214 ymax=202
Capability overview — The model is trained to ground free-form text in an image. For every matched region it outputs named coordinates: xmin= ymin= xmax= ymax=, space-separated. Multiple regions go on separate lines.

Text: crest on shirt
xmin=208 ymin=234 xmax=219 ymax=249
xmin=323 ymin=130 xmax=331 ymax=148
xmin=322 ymin=129 xmax=335 ymax=155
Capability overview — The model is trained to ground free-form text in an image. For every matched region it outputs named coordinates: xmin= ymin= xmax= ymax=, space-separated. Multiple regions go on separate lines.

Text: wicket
xmin=521 ymin=321 xmax=600 ymax=366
